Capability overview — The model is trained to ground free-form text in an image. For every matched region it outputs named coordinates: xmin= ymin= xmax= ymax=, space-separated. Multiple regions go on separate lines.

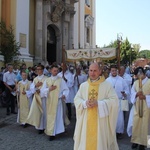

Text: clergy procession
xmin=1 ymin=61 xmax=150 ymax=150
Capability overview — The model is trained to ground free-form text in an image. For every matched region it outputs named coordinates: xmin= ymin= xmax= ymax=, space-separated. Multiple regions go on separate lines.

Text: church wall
xmin=1 ymin=0 xmax=11 ymax=28
xmin=10 ymin=0 xmax=17 ymax=35
xmin=73 ymin=0 xmax=96 ymax=49
xmin=16 ymin=0 xmax=33 ymax=66
xmin=79 ymin=0 xmax=85 ymax=49
xmin=73 ymin=2 xmax=79 ymax=49
xmin=91 ymin=0 xmax=96 ymax=48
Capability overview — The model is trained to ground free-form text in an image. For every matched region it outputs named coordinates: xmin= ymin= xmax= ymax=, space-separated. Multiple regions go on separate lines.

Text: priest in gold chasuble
xmin=26 ymin=65 xmax=47 ymax=133
xmin=74 ymin=63 xmax=119 ymax=150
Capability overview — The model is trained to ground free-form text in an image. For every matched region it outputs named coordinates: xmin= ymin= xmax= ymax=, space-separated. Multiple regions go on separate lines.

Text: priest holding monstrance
xmin=73 ymin=63 xmax=119 ymax=150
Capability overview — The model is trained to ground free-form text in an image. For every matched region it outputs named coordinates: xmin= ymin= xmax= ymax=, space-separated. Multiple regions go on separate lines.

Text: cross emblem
xmin=89 ymin=89 xmax=98 ymax=100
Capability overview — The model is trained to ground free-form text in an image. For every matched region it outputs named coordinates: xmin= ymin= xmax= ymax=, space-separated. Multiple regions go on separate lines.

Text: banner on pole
xmin=65 ymin=48 xmax=116 ymax=61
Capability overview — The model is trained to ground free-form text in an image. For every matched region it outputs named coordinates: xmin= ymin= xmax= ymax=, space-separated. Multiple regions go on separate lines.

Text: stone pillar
xmin=79 ymin=0 xmax=85 ymax=49
xmin=73 ymin=2 xmax=79 ymax=49
xmin=34 ymin=0 xmax=43 ymax=64
xmin=92 ymin=0 xmax=96 ymax=48
xmin=69 ymin=13 xmax=74 ymax=49
xmin=43 ymin=1 xmax=50 ymax=64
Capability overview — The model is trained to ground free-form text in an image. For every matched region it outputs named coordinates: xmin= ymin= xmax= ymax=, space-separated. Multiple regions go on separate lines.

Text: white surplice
xmin=127 ymin=77 xmax=150 ymax=137
xmin=41 ymin=75 xmax=69 ymax=135
xmin=58 ymin=70 xmax=74 ymax=103
xmin=121 ymin=73 xmax=132 ymax=103
xmin=74 ymin=74 xmax=87 ymax=95
xmin=17 ymin=79 xmax=33 ymax=125
xmin=106 ymin=75 xmax=130 ymax=133
xmin=28 ymin=74 xmax=47 ymax=130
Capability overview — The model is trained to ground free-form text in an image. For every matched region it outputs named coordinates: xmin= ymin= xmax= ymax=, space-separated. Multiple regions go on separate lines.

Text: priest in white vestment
xmin=119 ymin=65 xmax=132 ymax=102
xmin=106 ymin=65 xmax=129 ymax=139
xmin=58 ymin=63 xmax=74 ymax=120
xmin=26 ymin=65 xmax=47 ymax=134
xmin=41 ymin=65 xmax=69 ymax=141
xmin=127 ymin=67 xmax=150 ymax=150
xmin=74 ymin=68 xmax=87 ymax=95
xmin=74 ymin=63 xmax=119 ymax=150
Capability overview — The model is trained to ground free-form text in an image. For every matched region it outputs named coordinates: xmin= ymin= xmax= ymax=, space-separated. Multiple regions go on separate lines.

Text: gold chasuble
xmin=27 ymin=76 xmax=47 ymax=128
xmin=45 ymin=77 xmax=61 ymax=136
xmin=18 ymin=81 xmax=31 ymax=124
xmin=86 ymin=77 xmax=105 ymax=150
xmin=131 ymin=79 xmax=150 ymax=146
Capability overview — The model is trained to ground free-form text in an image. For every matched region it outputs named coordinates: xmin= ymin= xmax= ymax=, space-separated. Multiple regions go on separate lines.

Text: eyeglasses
xmin=36 ymin=69 xmax=43 ymax=70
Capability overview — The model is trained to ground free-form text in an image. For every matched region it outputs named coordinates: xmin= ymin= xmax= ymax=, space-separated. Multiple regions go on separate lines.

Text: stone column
xmin=92 ymin=0 xmax=96 ymax=48
xmin=69 ymin=13 xmax=75 ymax=49
xmin=34 ymin=0 xmax=43 ymax=64
xmin=79 ymin=0 xmax=85 ymax=49
xmin=73 ymin=2 xmax=79 ymax=49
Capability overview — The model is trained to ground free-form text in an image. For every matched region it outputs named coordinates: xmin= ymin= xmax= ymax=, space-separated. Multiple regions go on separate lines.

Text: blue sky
xmin=96 ymin=0 xmax=150 ymax=50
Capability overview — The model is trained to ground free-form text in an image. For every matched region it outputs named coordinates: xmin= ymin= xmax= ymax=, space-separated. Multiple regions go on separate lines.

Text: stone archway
xmin=47 ymin=25 xmax=56 ymax=64
xmin=46 ymin=24 xmax=61 ymax=64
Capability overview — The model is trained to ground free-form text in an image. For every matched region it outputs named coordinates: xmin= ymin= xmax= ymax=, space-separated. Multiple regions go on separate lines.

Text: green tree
xmin=0 ymin=21 xmax=20 ymax=65
xmin=138 ymin=50 xmax=150 ymax=58
xmin=103 ymin=38 xmax=138 ymax=65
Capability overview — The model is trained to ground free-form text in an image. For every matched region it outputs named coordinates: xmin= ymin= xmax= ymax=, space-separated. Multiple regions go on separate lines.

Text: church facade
xmin=74 ymin=0 xmax=96 ymax=49
xmin=0 ymin=0 xmax=95 ymax=67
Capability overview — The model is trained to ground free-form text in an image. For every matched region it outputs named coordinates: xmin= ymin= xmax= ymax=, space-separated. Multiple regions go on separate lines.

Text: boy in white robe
xmin=17 ymin=71 xmax=32 ymax=127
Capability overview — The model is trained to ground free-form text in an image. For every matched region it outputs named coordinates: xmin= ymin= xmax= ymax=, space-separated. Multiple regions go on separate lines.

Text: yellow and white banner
xmin=65 ymin=48 xmax=116 ymax=61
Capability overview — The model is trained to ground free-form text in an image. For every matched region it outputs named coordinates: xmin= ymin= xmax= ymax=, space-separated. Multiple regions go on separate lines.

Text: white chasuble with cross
xmin=74 ymin=77 xmax=119 ymax=150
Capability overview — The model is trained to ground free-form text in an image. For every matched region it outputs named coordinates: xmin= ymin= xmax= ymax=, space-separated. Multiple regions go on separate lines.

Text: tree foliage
xmin=103 ymin=37 xmax=139 ymax=65
xmin=138 ymin=50 xmax=150 ymax=58
xmin=0 ymin=21 xmax=20 ymax=65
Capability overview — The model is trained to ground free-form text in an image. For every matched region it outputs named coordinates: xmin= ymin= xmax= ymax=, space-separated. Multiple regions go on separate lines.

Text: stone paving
xmin=0 ymin=106 xmax=149 ymax=150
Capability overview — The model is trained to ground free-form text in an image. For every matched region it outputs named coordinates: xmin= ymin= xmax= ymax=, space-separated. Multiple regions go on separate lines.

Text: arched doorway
xmin=47 ymin=25 xmax=56 ymax=64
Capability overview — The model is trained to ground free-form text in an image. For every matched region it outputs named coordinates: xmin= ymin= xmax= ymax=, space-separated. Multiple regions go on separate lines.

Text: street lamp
xmin=117 ymin=33 xmax=123 ymax=70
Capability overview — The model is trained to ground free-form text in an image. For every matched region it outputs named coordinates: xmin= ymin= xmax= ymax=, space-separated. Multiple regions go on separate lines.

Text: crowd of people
xmin=0 ymin=62 xmax=150 ymax=150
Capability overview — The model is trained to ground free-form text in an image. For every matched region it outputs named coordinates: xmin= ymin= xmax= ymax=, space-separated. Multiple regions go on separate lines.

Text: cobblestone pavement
xmin=0 ymin=106 xmax=149 ymax=150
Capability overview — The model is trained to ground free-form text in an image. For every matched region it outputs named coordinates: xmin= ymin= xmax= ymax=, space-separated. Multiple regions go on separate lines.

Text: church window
xmin=86 ymin=28 xmax=90 ymax=43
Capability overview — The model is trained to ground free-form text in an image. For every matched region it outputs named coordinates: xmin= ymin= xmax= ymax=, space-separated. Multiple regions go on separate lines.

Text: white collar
xmin=51 ymin=75 xmax=58 ymax=80
xmin=111 ymin=75 xmax=118 ymax=79
xmin=21 ymin=79 xmax=28 ymax=84
xmin=38 ymin=74 xmax=44 ymax=79
xmin=142 ymin=77 xmax=148 ymax=85
xmin=90 ymin=76 xmax=100 ymax=82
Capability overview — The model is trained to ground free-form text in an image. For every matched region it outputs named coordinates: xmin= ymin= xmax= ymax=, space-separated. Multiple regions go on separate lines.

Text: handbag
xmin=121 ymin=99 xmax=129 ymax=111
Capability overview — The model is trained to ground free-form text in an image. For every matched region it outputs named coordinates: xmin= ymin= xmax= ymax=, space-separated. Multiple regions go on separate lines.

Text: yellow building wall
xmin=0 ymin=0 xmax=34 ymax=67
xmin=10 ymin=0 xmax=16 ymax=35
xmin=1 ymin=0 xmax=16 ymax=33
xmin=2 ymin=0 xmax=10 ymax=27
